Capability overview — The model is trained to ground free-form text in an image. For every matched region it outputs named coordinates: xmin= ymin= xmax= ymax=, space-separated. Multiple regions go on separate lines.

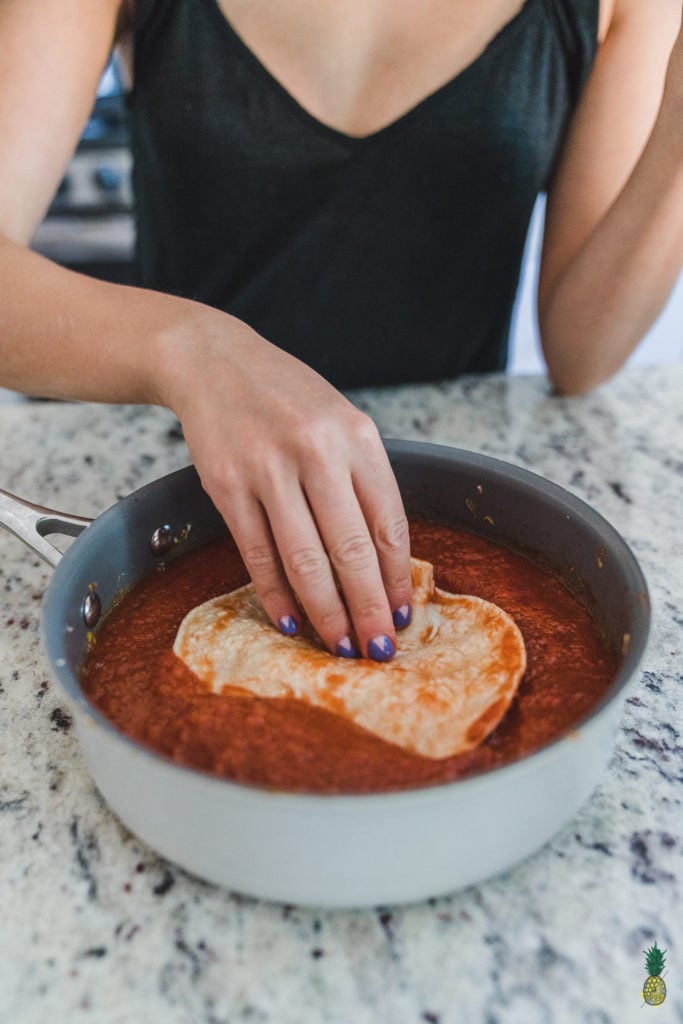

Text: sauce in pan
xmin=81 ymin=521 xmax=616 ymax=793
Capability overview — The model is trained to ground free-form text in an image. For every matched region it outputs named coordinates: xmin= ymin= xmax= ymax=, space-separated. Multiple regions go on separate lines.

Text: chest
xmin=213 ymin=0 xmax=529 ymax=137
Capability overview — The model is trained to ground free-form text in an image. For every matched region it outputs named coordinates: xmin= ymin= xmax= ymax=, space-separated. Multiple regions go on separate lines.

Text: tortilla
xmin=173 ymin=558 xmax=526 ymax=759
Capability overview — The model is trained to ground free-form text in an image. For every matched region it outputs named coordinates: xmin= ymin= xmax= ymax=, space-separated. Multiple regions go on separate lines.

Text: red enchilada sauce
xmin=81 ymin=521 xmax=616 ymax=793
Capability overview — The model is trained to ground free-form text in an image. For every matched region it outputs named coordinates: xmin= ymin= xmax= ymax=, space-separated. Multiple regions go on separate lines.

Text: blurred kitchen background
xmin=1 ymin=58 xmax=682 ymax=405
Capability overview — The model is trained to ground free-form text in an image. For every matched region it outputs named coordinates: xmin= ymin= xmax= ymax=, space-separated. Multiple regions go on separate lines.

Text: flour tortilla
xmin=173 ymin=558 xmax=526 ymax=759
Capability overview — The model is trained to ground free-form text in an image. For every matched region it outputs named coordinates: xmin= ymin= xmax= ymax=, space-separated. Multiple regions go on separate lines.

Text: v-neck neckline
xmin=204 ymin=0 xmax=539 ymax=146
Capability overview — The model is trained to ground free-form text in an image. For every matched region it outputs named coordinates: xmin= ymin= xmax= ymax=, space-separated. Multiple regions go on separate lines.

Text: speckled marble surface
xmin=0 ymin=365 xmax=681 ymax=1024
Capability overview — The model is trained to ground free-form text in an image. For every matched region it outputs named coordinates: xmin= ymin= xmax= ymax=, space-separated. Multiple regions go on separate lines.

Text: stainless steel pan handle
xmin=0 ymin=488 xmax=92 ymax=568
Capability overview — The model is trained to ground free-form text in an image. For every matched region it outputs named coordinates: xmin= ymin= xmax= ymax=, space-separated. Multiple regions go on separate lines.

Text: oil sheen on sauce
xmin=81 ymin=521 xmax=616 ymax=794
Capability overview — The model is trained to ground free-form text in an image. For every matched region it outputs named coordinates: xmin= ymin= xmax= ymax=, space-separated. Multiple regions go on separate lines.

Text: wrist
xmin=146 ymin=297 xmax=255 ymax=417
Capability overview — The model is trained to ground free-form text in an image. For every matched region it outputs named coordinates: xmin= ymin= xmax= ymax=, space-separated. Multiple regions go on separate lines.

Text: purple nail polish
xmin=278 ymin=615 xmax=298 ymax=636
xmin=368 ymin=635 xmax=395 ymax=662
xmin=336 ymin=636 xmax=358 ymax=659
xmin=392 ymin=604 xmax=412 ymax=629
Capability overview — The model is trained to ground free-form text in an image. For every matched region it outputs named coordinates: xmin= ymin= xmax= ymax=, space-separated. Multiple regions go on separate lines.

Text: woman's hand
xmin=159 ymin=311 xmax=413 ymax=661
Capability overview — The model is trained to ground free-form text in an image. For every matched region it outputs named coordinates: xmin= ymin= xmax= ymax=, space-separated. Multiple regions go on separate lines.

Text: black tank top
xmin=130 ymin=0 xmax=598 ymax=388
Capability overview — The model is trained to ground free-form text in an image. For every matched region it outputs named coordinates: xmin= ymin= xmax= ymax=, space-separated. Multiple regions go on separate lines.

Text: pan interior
xmin=42 ymin=446 xmax=650 ymax=777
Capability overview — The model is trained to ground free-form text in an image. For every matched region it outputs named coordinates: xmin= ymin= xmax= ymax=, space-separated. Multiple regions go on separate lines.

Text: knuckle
xmin=276 ymin=402 xmax=326 ymax=443
xmin=199 ymin=462 xmax=246 ymax=509
xmin=375 ymin=513 xmax=410 ymax=555
xmin=289 ymin=408 xmax=381 ymax=469
xmin=330 ymin=532 xmax=375 ymax=573
xmin=241 ymin=543 xmax=280 ymax=578
xmin=249 ymin=447 xmax=289 ymax=497
xmin=285 ymin=546 xmax=328 ymax=584
xmin=349 ymin=410 xmax=381 ymax=447
xmin=296 ymin=422 xmax=342 ymax=467
xmin=197 ymin=466 xmax=231 ymax=503
xmin=296 ymin=431 xmax=328 ymax=466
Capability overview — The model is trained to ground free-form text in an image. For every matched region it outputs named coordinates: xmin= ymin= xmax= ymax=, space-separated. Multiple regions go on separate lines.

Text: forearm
xmin=0 ymin=235 xmax=225 ymax=406
xmin=539 ymin=106 xmax=683 ymax=394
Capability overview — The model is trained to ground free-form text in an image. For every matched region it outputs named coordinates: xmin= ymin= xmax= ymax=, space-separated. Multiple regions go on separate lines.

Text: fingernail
xmin=392 ymin=604 xmax=412 ymax=629
xmin=368 ymin=635 xmax=395 ymax=661
xmin=278 ymin=615 xmax=298 ymax=636
xmin=336 ymin=636 xmax=359 ymax=659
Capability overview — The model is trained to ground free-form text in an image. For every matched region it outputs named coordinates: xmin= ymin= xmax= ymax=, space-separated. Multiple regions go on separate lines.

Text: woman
xmin=0 ymin=0 xmax=681 ymax=661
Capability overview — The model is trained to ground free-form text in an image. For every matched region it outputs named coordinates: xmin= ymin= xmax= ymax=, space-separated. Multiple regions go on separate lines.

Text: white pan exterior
xmin=73 ymin=664 xmax=622 ymax=908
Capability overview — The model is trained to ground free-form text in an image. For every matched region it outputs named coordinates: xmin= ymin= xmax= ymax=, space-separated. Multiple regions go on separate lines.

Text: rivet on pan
xmin=82 ymin=589 xmax=101 ymax=629
xmin=150 ymin=524 xmax=174 ymax=555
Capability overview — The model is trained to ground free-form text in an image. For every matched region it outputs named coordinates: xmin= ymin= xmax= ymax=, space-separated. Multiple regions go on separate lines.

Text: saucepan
xmin=0 ymin=441 xmax=650 ymax=907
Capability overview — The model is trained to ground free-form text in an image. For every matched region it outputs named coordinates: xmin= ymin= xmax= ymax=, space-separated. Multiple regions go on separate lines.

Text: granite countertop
xmin=0 ymin=365 xmax=681 ymax=1024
